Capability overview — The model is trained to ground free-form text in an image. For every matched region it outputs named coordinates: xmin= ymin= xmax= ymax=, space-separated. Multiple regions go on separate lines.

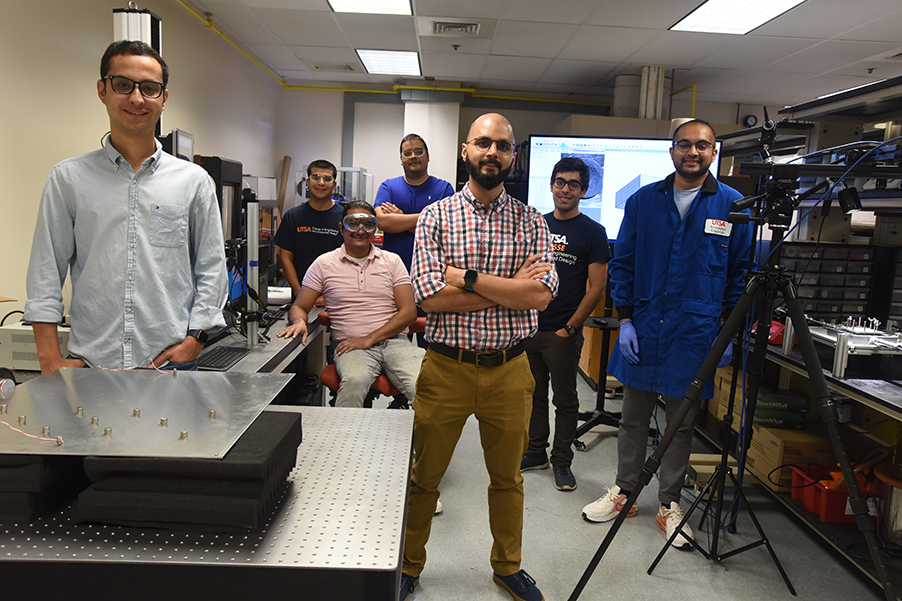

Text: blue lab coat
xmin=608 ymin=172 xmax=753 ymax=399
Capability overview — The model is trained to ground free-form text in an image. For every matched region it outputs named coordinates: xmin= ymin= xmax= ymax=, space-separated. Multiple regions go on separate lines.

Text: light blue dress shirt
xmin=25 ymin=139 xmax=227 ymax=368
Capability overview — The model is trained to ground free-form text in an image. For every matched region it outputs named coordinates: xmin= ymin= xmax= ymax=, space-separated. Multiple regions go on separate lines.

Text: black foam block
xmin=72 ymin=410 xmax=301 ymax=531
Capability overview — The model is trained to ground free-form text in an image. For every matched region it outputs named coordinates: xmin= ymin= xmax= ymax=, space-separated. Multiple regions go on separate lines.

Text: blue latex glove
xmin=716 ymin=342 xmax=733 ymax=368
xmin=619 ymin=320 xmax=640 ymax=365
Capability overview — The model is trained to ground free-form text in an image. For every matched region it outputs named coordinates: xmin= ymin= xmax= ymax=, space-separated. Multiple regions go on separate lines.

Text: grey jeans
xmin=333 ymin=335 xmax=425 ymax=408
xmin=615 ymin=385 xmax=700 ymax=506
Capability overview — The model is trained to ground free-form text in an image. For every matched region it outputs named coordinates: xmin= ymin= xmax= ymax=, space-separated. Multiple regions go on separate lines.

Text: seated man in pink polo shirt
xmin=277 ymin=200 xmax=425 ymax=407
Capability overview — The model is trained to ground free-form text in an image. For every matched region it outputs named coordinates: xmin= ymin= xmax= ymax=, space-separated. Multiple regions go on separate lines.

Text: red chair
xmin=318 ymin=311 xmax=426 ymax=400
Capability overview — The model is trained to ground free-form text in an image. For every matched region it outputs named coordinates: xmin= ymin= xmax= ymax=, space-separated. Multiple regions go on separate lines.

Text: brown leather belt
xmin=428 ymin=342 xmax=525 ymax=368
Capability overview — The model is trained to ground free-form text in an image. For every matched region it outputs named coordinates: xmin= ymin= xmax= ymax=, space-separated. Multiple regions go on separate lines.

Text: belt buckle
xmin=476 ymin=351 xmax=504 ymax=368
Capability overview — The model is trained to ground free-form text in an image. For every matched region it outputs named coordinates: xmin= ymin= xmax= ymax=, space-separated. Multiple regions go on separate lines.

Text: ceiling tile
xmin=421 ymin=52 xmax=486 ymax=80
xmin=250 ymin=8 xmax=344 ymax=46
xmin=691 ymin=35 xmax=818 ymax=70
xmin=481 ymin=56 xmax=553 ymax=82
xmin=490 ymin=22 xmax=578 ymax=59
xmin=200 ymin=5 xmax=280 ymax=45
xmin=246 ymin=43 xmax=307 ymax=70
xmin=419 ymin=37 xmax=492 ymax=54
xmin=333 ymin=14 xmax=418 ymax=51
xmin=585 ymin=0 xmax=703 ymax=29
xmin=538 ymin=59 xmax=617 ymax=86
xmin=559 ymin=26 xmax=658 ymax=62
xmin=753 ymin=0 xmax=902 ymax=38
xmin=624 ymin=31 xmax=732 ymax=69
xmin=287 ymin=45 xmax=361 ymax=63
xmin=242 ymin=0 xmax=329 ymax=8
xmin=415 ymin=0 xmax=504 ymax=19
xmin=769 ymin=40 xmax=901 ymax=74
xmin=498 ymin=0 xmax=599 ymax=24
xmin=837 ymin=9 xmax=902 ymax=42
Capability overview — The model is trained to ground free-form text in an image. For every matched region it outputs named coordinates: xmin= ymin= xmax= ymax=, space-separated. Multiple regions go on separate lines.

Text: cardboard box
xmin=744 ymin=424 xmax=836 ymax=492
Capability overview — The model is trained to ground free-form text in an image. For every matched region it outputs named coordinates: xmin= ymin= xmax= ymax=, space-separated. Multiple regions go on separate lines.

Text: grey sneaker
xmin=552 ymin=465 xmax=577 ymax=491
xmin=520 ymin=453 xmax=549 ymax=472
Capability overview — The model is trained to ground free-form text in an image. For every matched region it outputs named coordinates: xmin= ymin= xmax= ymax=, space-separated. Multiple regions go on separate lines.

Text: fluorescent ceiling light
xmin=670 ymin=0 xmax=806 ymax=35
xmin=357 ymin=49 xmax=421 ymax=76
xmin=328 ymin=0 xmax=412 ymax=15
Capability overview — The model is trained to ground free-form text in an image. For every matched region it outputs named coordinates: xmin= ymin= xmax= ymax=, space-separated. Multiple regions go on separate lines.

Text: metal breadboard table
xmin=0 ymin=406 xmax=414 ymax=601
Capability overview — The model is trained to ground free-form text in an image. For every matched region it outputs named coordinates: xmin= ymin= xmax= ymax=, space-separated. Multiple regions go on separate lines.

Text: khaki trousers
xmin=402 ymin=349 xmax=535 ymax=577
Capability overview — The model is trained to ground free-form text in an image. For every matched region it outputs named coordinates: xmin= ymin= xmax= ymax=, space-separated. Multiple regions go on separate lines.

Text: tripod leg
xmin=780 ymin=281 xmax=897 ymax=601
xmin=569 ymin=277 xmax=761 ymax=600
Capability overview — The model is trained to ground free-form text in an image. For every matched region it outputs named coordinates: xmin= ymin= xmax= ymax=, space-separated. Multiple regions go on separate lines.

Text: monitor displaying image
xmin=527 ymin=135 xmax=722 ymax=242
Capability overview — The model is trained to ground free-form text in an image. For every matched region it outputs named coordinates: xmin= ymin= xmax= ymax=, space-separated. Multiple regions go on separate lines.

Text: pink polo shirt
xmin=303 ymin=244 xmax=411 ymax=342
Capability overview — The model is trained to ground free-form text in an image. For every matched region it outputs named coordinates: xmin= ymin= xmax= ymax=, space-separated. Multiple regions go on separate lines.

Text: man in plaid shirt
xmin=398 ymin=113 xmax=558 ymax=601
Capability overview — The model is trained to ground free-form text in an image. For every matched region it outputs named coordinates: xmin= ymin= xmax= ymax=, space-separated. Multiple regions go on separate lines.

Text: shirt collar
xmin=339 ymin=243 xmax=379 ymax=264
xmin=461 ymin=182 xmax=509 ymax=214
xmin=102 ymin=137 xmax=163 ymax=173
xmin=659 ymin=171 xmax=718 ymax=195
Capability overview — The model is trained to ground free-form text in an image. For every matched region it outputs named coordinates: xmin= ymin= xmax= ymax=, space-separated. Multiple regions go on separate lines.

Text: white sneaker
xmin=581 ymin=485 xmax=638 ymax=523
xmin=656 ymin=502 xmax=694 ymax=548
xmin=434 ymin=499 xmax=443 ymax=515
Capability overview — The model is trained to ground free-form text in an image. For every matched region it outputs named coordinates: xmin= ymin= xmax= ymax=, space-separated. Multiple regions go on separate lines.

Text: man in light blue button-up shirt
xmin=25 ymin=41 xmax=227 ymax=372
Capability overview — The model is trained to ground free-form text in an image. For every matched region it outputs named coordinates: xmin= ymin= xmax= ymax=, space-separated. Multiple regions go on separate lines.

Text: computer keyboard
xmin=197 ymin=345 xmax=251 ymax=371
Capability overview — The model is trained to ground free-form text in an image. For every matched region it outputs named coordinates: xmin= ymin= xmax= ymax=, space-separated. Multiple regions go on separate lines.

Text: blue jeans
xmin=333 ymin=336 xmax=425 ymax=408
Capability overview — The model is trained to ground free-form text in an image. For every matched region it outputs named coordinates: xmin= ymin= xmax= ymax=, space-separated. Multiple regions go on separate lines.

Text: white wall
xmin=274 ymin=89 xmax=345 ymax=210
xmin=0 ymin=0 xmax=282 ymax=316
xmin=352 ymin=102 xmax=405 ymax=204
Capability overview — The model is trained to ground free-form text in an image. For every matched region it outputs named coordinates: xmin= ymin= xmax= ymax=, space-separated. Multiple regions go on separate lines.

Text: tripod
xmin=569 ymin=179 xmax=897 ymax=601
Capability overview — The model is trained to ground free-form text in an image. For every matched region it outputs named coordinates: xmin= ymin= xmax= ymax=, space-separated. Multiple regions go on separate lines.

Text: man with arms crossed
xmin=374 ymin=134 xmax=454 ymax=272
xmin=399 ymin=113 xmax=558 ymax=601
xmin=25 ymin=40 xmax=226 ymax=372
xmin=277 ymin=200 xmax=424 ymax=408
xmin=581 ymin=119 xmax=752 ymax=549
xmin=520 ymin=157 xmax=610 ymax=492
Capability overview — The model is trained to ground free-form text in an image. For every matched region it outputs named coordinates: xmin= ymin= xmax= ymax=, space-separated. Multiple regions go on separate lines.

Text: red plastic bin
xmin=789 ymin=464 xmax=858 ymax=524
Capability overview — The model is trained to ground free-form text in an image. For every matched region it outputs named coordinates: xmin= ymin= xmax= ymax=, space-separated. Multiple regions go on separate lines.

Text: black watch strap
xmin=564 ymin=325 xmax=578 ymax=336
xmin=187 ymin=329 xmax=208 ymax=345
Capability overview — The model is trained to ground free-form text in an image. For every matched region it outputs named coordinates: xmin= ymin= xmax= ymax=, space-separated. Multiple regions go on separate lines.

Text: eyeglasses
xmin=466 ymin=137 xmax=514 ymax=155
xmin=401 ymin=148 xmax=426 ymax=158
xmin=105 ymin=75 xmax=165 ymax=99
xmin=342 ymin=215 xmax=378 ymax=232
xmin=308 ymin=174 xmax=335 ymax=183
xmin=673 ymin=139 xmax=714 ymax=153
xmin=552 ymin=178 xmax=583 ymax=192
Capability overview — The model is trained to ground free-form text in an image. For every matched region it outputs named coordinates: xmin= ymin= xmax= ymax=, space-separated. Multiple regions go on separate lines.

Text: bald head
xmin=466 ymin=113 xmax=515 ymax=145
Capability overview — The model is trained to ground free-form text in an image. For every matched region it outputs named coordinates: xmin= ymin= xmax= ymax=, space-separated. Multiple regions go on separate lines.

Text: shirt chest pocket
xmin=697 ymin=234 xmax=728 ymax=274
xmin=150 ymin=204 xmax=189 ymax=248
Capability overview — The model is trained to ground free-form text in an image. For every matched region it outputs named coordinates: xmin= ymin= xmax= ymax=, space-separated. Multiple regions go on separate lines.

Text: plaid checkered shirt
xmin=411 ymin=183 xmax=559 ymax=351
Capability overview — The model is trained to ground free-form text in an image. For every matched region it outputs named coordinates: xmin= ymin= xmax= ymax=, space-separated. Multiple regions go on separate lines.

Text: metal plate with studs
xmin=0 ymin=407 xmax=414 ymax=598
xmin=0 ymin=368 xmax=292 ymax=458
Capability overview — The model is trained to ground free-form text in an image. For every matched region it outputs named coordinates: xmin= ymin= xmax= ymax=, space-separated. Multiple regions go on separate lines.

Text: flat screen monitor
xmin=527 ymin=135 xmax=722 ymax=242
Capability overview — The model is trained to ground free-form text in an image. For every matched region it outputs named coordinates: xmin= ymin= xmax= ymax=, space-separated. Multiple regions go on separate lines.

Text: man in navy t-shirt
xmin=273 ymin=159 xmax=344 ymax=299
xmin=374 ymin=134 xmax=454 ymax=271
xmin=520 ymin=157 xmax=611 ymax=492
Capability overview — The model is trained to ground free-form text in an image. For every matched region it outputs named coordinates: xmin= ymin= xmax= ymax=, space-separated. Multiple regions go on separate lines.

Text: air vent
xmin=432 ymin=21 xmax=479 ymax=35
xmin=887 ymin=52 xmax=902 ymax=61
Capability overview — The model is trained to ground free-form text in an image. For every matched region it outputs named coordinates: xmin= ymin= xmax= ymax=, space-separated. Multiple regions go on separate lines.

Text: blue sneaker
xmin=493 ymin=570 xmax=544 ymax=601
xmin=399 ymin=572 xmax=419 ymax=601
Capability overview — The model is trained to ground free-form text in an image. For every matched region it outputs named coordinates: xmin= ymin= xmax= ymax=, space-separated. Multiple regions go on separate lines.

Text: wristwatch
xmin=563 ymin=325 xmax=578 ymax=336
xmin=463 ymin=269 xmax=478 ymax=292
xmin=187 ymin=329 xmax=208 ymax=345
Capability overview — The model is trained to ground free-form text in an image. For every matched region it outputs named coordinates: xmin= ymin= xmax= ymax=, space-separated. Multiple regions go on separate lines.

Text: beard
xmin=466 ymin=154 xmax=512 ymax=191
xmin=674 ymin=156 xmax=712 ymax=182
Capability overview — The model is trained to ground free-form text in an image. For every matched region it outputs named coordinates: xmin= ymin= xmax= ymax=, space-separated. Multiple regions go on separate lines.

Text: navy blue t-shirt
xmin=539 ymin=212 xmax=611 ymax=331
xmin=273 ymin=202 xmax=344 ymax=284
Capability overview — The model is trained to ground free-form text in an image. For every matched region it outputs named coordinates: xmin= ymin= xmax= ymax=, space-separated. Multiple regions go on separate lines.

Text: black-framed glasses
xmin=308 ymin=174 xmax=335 ymax=183
xmin=673 ymin=139 xmax=713 ymax=153
xmin=341 ymin=215 xmax=378 ymax=232
xmin=401 ymin=148 xmax=426 ymax=158
xmin=552 ymin=178 xmax=583 ymax=192
xmin=466 ymin=137 xmax=514 ymax=155
xmin=105 ymin=75 xmax=165 ymax=99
